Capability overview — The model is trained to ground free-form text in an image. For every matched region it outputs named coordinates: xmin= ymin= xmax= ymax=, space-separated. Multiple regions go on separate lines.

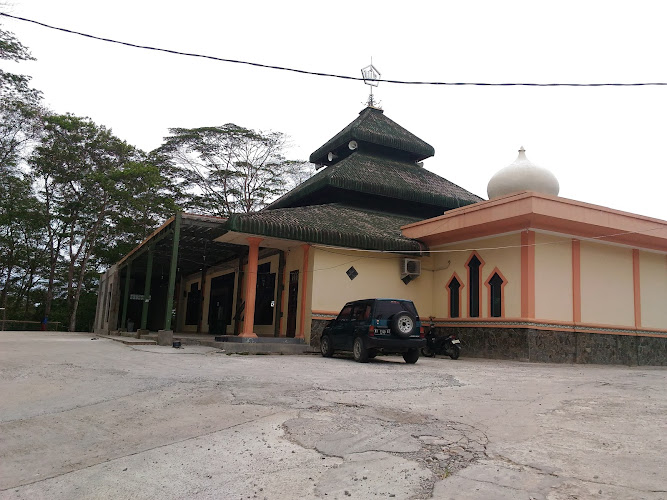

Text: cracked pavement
xmin=0 ymin=332 xmax=665 ymax=500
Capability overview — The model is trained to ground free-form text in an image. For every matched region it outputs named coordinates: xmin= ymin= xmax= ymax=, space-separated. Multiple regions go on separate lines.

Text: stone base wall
xmin=309 ymin=319 xmax=330 ymax=349
xmin=434 ymin=326 xmax=667 ymax=366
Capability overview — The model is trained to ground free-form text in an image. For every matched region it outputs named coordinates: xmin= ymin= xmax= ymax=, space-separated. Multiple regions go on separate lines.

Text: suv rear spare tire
xmin=391 ymin=311 xmax=416 ymax=338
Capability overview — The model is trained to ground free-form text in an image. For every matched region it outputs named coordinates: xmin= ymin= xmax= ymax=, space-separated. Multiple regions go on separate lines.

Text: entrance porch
xmin=94 ymin=212 xmax=315 ymax=343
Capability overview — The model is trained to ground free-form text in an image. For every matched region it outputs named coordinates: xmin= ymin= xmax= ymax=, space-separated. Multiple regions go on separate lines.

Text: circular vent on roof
xmin=348 ymin=140 xmax=358 ymax=150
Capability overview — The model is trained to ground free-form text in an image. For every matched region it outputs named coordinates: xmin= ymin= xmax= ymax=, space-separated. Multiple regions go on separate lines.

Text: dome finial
xmin=517 ymin=146 xmax=527 ymax=161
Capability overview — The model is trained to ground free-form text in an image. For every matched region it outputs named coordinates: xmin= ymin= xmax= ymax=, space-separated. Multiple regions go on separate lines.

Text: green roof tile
xmin=310 ymin=107 xmax=435 ymax=164
xmin=225 ymin=204 xmax=426 ymax=252
xmin=269 ymin=152 xmax=483 ymax=210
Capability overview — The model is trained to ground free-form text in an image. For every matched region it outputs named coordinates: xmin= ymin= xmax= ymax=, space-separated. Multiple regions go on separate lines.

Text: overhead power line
xmin=2 ymin=12 xmax=667 ymax=87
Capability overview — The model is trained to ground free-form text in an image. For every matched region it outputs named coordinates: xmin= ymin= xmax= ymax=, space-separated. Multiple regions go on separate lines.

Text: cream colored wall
xmin=534 ymin=233 xmax=573 ymax=322
xmin=432 ymin=234 xmax=521 ymax=319
xmin=639 ymin=251 xmax=667 ymax=329
xmin=310 ymin=247 xmax=435 ymax=319
xmin=580 ymin=242 xmax=634 ymax=326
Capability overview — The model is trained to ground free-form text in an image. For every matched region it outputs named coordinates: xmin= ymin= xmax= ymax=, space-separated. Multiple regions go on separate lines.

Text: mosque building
xmin=94 ymin=106 xmax=667 ymax=365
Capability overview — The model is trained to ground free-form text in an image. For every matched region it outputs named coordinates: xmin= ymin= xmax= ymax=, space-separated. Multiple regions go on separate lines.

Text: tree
xmin=0 ymin=18 xmax=47 ymax=330
xmin=0 ymin=173 xmax=47 ymax=329
xmin=0 ymin=19 xmax=43 ymax=170
xmin=158 ymin=124 xmax=314 ymax=217
xmin=31 ymin=114 xmax=179 ymax=331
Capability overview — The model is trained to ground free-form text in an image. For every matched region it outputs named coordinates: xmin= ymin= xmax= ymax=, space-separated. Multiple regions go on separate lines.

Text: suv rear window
xmin=373 ymin=300 xmax=418 ymax=320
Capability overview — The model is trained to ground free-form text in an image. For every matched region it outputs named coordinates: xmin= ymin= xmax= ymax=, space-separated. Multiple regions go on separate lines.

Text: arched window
xmin=489 ymin=272 xmax=503 ymax=317
xmin=467 ymin=254 xmax=482 ymax=317
xmin=448 ymin=277 xmax=461 ymax=318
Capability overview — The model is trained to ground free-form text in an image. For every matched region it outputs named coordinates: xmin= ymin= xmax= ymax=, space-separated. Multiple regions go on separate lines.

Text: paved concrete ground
xmin=0 ymin=331 xmax=665 ymax=500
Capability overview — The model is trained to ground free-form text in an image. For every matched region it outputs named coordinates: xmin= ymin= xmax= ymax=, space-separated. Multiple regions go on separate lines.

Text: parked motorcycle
xmin=421 ymin=325 xmax=461 ymax=359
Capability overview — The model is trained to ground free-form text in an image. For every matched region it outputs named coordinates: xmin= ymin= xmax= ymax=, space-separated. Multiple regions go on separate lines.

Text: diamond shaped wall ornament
xmin=361 ymin=64 xmax=380 ymax=87
xmin=346 ymin=266 xmax=359 ymax=280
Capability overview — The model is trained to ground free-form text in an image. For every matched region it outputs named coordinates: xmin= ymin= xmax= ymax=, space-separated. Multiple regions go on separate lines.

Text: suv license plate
xmin=452 ymin=339 xmax=460 ymax=344
xmin=376 ymin=328 xmax=389 ymax=334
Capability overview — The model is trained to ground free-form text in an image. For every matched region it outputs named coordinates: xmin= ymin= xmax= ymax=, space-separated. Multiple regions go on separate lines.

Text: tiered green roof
xmin=224 ymin=106 xmax=483 ymax=251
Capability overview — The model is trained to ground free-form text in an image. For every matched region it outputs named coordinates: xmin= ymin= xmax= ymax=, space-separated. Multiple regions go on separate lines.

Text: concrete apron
xmin=107 ymin=330 xmax=317 ymax=354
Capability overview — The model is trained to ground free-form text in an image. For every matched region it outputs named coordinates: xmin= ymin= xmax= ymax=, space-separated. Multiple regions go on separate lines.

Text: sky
xmin=2 ymin=0 xmax=667 ymax=221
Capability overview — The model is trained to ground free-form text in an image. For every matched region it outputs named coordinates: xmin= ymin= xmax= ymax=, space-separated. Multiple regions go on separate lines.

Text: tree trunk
xmin=68 ymin=244 xmax=95 ymax=332
xmin=0 ymin=261 xmax=13 ymax=331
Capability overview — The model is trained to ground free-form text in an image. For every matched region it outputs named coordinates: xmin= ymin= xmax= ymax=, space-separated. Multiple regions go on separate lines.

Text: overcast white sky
xmin=3 ymin=0 xmax=666 ymax=220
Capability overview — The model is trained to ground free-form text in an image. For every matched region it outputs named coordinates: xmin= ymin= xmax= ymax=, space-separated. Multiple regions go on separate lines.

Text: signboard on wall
xmin=130 ymin=294 xmax=151 ymax=301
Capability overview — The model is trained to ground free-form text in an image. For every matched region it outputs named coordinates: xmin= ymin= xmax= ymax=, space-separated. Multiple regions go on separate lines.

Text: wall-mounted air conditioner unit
xmin=401 ymin=258 xmax=421 ymax=277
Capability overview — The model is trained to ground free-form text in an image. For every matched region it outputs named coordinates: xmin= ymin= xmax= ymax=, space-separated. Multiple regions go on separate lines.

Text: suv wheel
xmin=320 ymin=335 xmax=334 ymax=357
xmin=353 ymin=337 xmax=369 ymax=363
xmin=391 ymin=311 xmax=416 ymax=338
xmin=403 ymin=348 xmax=419 ymax=364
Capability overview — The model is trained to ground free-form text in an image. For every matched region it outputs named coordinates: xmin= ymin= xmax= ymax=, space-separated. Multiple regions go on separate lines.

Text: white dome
xmin=487 ymin=147 xmax=560 ymax=199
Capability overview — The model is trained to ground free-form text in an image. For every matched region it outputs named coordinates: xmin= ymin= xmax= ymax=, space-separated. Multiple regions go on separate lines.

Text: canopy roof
xmin=117 ymin=214 xmax=245 ymax=276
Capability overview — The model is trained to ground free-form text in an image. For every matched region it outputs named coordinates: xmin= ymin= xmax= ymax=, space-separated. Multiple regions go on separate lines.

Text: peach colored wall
xmin=580 ymin=242 xmax=634 ymax=326
xmin=639 ymin=251 xmax=667 ymax=329
xmin=534 ymin=233 xmax=573 ymax=322
xmin=432 ymin=234 xmax=521 ymax=319
xmin=310 ymin=248 xmax=435 ymax=319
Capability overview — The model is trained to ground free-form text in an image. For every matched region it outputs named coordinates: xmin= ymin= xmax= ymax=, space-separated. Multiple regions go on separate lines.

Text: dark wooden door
xmin=286 ymin=270 xmax=299 ymax=338
xmin=208 ymin=272 xmax=235 ymax=335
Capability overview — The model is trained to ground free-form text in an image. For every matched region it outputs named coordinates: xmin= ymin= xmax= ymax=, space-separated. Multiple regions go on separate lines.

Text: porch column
xmin=140 ymin=247 xmax=154 ymax=330
xmin=240 ymin=237 xmax=262 ymax=338
xmin=572 ymin=239 xmax=581 ymax=324
xmin=120 ymin=261 xmax=132 ymax=330
xmin=163 ymin=212 xmax=181 ymax=331
xmin=520 ymin=230 xmax=535 ymax=319
xmin=297 ymin=244 xmax=310 ymax=339
xmin=632 ymin=248 xmax=641 ymax=328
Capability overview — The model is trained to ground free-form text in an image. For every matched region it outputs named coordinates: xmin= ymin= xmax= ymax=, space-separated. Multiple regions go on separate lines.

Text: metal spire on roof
xmin=361 ymin=59 xmax=382 ymax=108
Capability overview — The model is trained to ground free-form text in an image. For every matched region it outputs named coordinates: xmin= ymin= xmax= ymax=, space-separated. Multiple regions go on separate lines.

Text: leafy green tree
xmin=31 ymin=114 xmax=179 ymax=331
xmin=0 ymin=18 xmax=43 ymax=171
xmin=0 ymin=18 xmax=47 ymax=330
xmin=0 ymin=173 xmax=47 ymax=329
xmin=158 ymin=124 xmax=313 ymax=216
xmin=0 ymin=22 xmax=182 ymax=331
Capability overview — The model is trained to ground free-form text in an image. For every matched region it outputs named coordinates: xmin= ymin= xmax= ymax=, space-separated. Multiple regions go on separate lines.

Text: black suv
xmin=320 ymin=298 xmax=425 ymax=363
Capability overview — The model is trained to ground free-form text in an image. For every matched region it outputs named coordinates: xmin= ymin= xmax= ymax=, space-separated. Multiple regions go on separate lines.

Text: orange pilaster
xmin=572 ymin=239 xmax=581 ymax=324
xmin=297 ymin=244 xmax=310 ymax=339
xmin=520 ymin=230 xmax=535 ymax=319
xmin=632 ymin=249 xmax=641 ymax=328
xmin=240 ymin=237 xmax=262 ymax=338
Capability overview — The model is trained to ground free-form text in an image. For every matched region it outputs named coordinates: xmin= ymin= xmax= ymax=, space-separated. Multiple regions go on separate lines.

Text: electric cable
xmin=311 ymin=223 xmax=667 ymax=257
xmin=2 ymin=12 xmax=667 ymax=87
